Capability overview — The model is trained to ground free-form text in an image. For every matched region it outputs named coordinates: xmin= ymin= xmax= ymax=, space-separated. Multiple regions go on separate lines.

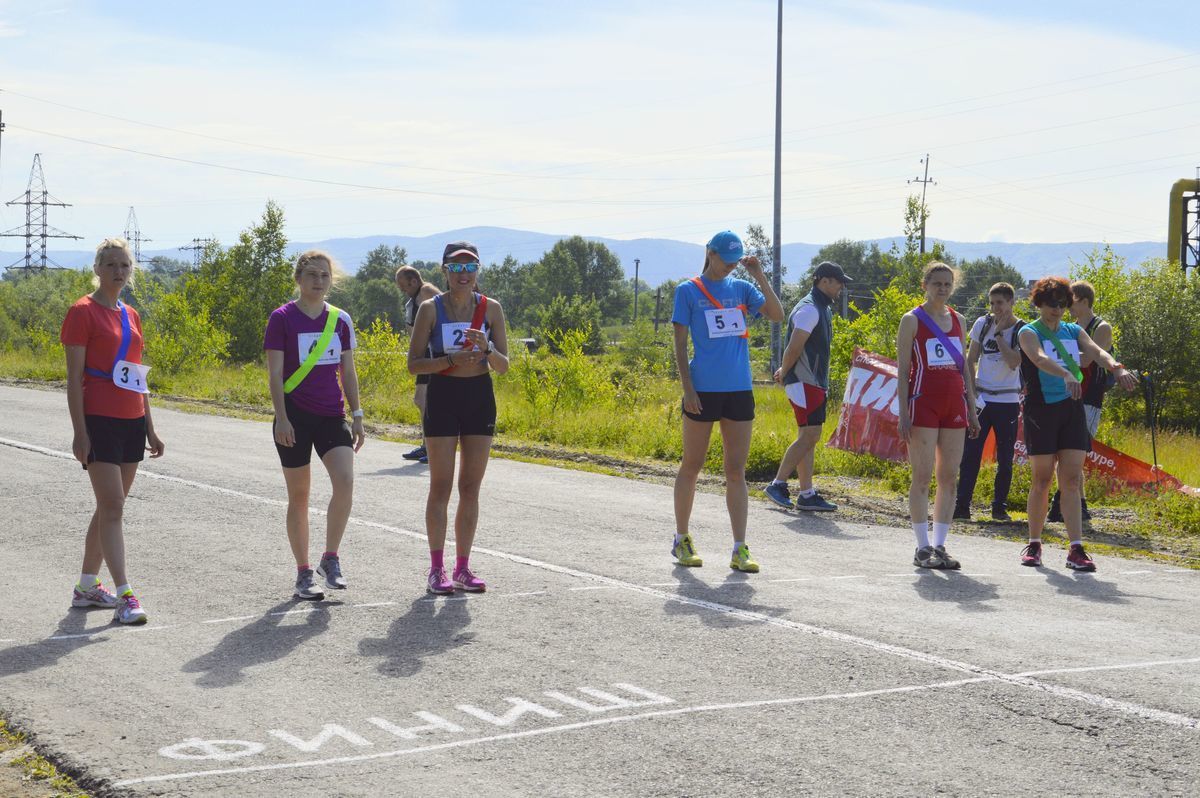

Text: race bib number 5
xmin=924 ymin=336 xmax=962 ymax=367
xmin=704 ymin=308 xmax=746 ymax=339
xmin=113 ymin=360 xmax=150 ymax=394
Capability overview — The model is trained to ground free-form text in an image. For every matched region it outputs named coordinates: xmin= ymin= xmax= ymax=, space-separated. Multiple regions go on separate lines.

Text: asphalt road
xmin=0 ymin=384 xmax=1197 ymax=797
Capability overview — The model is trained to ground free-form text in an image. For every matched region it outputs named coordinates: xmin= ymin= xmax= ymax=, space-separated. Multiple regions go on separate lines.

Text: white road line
xmin=1015 ymin=657 xmax=1200 ymax=678
xmin=112 ymin=676 xmax=995 ymax=787
xmin=3 ymin=435 xmax=1198 ymax=733
xmin=352 ymin=602 xmax=397 ymax=609
xmin=495 ymin=591 xmax=548 ymax=598
xmin=202 ymin=615 xmax=258 ymax=625
xmin=647 ymin=581 xmax=678 ymax=586
xmin=269 ymin=607 xmax=320 ymax=616
xmin=1120 ymin=570 xmax=1153 ymax=575
xmin=417 ymin=596 xmax=470 ymax=603
xmin=767 ymin=577 xmax=814 ymax=583
xmin=829 ymin=575 xmax=867 ymax=580
xmin=568 ymin=585 xmax=614 ymax=591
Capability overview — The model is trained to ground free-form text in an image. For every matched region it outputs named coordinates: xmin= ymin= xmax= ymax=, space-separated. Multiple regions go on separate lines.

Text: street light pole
xmin=634 ymin=258 xmax=641 ymax=323
xmin=771 ymin=0 xmax=784 ymax=372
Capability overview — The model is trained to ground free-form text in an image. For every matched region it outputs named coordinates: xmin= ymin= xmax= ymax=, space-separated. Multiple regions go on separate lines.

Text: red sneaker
xmin=1020 ymin=541 xmax=1042 ymax=567
xmin=1065 ymin=544 xmax=1096 ymax=572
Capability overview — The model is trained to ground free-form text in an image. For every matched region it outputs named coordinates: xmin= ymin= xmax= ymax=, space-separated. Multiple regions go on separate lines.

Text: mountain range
xmin=4 ymin=226 xmax=1164 ymax=287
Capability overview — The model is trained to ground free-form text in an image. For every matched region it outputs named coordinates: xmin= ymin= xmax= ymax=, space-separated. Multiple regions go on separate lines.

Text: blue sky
xmin=1 ymin=0 xmax=1198 ymax=253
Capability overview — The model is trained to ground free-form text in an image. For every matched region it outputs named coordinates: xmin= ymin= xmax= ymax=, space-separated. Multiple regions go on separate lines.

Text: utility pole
xmin=770 ymin=0 xmax=784 ymax=372
xmin=123 ymin=207 xmax=151 ymax=265
xmin=178 ymin=237 xmax=214 ymax=270
xmin=0 ymin=109 xmax=6 ymax=197
xmin=633 ymin=258 xmax=641 ymax=323
xmin=2 ymin=154 xmax=82 ymax=271
xmin=908 ymin=154 xmax=936 ymax=255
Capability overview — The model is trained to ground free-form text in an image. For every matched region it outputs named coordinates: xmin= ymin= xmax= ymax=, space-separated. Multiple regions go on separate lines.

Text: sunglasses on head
xmin=445 ymin=262 xmax=480 ymax=274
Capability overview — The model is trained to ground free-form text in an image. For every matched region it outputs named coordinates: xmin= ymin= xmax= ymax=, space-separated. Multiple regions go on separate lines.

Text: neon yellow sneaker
xmin=729 ymin=543 xmax=759 ymax=573
xmin=672 ymin=534 xmax=703 ymax=567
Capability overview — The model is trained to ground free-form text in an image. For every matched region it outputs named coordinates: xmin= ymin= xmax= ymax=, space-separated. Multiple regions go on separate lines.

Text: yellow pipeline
xmin=1168 ymin=178 xmax=1197 ymax=265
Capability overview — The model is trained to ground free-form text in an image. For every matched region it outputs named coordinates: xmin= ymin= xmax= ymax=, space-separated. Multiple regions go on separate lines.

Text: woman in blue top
xmin=670 ymin=230 xmax=784 ymax=572
xmin=1016 ymin=277 xmax=1135 ymax=572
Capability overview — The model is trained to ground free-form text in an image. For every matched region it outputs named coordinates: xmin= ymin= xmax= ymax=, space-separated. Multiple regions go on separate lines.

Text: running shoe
xmin=402 ymin=445 xmax=427 ymax=461
xmin=113 ymin=593 xmax=148 ymax=625
xmin=913 ymin=546 xmax=943 ymax=568
xmin=764 ymin=482 xmax=794 ymax=510
xmin=729 ymin=543 xmax=760 ymax=573
xmin=294 ymin=568 xmax=325 ymax=601
xmin=672 ymin=534 xmax=703 ymax=567
xmin=795 ymin=492 xmax=837 ymax=512
xmin=427 ymin=567 xmax=455 ymax=595
xmin=991 ymin=506 xmax=1013 ymax=523
xmin=952 ymin=505 xmax=972 ymax=520
xmin=72 ymin=582 xmax=117 ymax=609
xmin=317 ymin=554 xmax=347 ymax=590
xmin=934 ymin=545 xmax=961 ymax=570
xmin=452 ymin=567 xmax=487 ymax=593
xmin=1020 ymin=541 xmax=1043 ymax=567
xmin=1066 ymin=544 xmax=1097 ymax=572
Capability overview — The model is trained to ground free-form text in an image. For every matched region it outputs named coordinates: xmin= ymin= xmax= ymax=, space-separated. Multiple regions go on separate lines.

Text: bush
xmin=134 ymin=282 xmax=230 ymax=376
xmin=535 ymin=295 xmax=605 ymax=355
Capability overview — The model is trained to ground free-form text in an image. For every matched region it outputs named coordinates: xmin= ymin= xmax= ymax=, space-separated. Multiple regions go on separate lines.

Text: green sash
xmin=284 ymin=304 xmax=342 ymax=394
xmin=1030 ymin=319 xmax=1082 ymax=382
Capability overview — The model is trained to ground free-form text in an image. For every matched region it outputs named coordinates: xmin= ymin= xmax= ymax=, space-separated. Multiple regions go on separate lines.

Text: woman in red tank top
xmin=896 ymin=263 xmax=980 ymax=570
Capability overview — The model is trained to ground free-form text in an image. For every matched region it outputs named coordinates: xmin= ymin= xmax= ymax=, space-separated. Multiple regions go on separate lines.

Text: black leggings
xmin=956 ymin=401 xmax=1019 ymax=510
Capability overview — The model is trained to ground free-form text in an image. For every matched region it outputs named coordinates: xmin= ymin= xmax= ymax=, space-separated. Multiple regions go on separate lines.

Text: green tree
xmin=480 ymin=255 xmax=533 ymax=331
xmin=806 ymin=239 xmax=892 ymax=313
xmin=534 ymin=294 xmax=605 ymax=355
xmin=950 ymin=255 xmax=1025 ymax=317
xmin=329 ymin=244 xmax=408 ymax=330
xmin=527 ymin=237 xmax=628 ymax=324
xmin=132 ymin=279 xmax=229 ymax=374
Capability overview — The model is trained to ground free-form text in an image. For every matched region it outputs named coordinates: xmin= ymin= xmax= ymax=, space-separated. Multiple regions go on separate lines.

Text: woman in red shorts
xmin=896 ymin=262 xmax=980 ymax=569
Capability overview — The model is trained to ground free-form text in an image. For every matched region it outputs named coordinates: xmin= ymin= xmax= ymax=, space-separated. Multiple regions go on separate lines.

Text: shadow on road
xmin=779 ymin=513 xmax=866 ymax=541
xmin=0 ymin=611 xmax=108 ymax=679
xmin=364 ymin=465 xmax=428 ymax=478
xmin=181 ymin=600 xmax=334 ymax=688
xmin=663 ymin=567 xmax=788 ymax=628
xmin=909 ymin=570 xmax=1000 ymax=613
xmin=1039 ymin=568 xmax=1138 ymax=604
xmin=358 ymin=596 xmax=474 ymax=677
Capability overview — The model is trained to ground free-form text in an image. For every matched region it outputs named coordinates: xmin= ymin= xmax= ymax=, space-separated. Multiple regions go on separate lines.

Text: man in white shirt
xmin=955 ymin=282 xmax=1024 ymax=522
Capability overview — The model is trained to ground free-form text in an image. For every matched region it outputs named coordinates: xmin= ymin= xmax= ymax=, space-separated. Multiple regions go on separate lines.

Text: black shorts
xmin=84 ymin=415 xmax=146 ymax=468
xmin=684 ymin=390 xmax=756 ymax=422
xmin=274 ymin=396 xmax=353 ymax=468
xmin=424 ymin=373 xmax=497 ymax=438
xmin=416 ymin=373 xmax=430 ymax=386
xmin=1023 ymin=399 xmax=1090 ymax=456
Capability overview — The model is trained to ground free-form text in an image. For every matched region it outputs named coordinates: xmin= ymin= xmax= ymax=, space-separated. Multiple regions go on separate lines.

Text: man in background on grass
xmin=764 ymin=261 xmax=852 ymax=512
xmin=395 ymin=266 xmax=440 ymax=463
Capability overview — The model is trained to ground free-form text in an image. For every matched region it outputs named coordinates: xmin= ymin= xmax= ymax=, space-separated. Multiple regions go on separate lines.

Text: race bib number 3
xmin=297 ymin=331 xmax=342 ymax=366
xmin=441 ymin=322 xmax=473 ymax=353
xmin=113 ymin=360 xmax=150 ymax=394
xmin=704 ymin=307 xmax=746 ymax=339
xmin=924 ymin=336 xmax=962 ymax=367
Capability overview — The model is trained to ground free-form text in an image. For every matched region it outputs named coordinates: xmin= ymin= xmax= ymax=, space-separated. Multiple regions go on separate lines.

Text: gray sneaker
xmin=317 ymin=554 xmax=347 ymax=590
xmin=913 ymin=546 xmax=943 ymax=569
xmin=795 ymin=492 xmax=837 ymax=512
xmin=294 ymin=568 xmax=325 ymax=601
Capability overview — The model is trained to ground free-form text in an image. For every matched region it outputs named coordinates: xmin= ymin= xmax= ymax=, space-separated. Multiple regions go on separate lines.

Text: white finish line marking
xmin=3 ymin=435 xmax=1198 ymax=735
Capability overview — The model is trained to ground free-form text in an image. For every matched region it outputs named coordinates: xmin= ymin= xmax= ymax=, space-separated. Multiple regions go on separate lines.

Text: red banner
xmin=828 ymin=348 xmax=1188 ymax=495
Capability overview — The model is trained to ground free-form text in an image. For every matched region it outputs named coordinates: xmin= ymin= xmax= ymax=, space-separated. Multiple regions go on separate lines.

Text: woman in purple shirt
xmin=264 ymin=251 xmax=365 ymax=601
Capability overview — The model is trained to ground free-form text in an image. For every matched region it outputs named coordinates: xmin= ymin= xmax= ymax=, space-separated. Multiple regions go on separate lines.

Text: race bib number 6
xmin=113 ymin=360 xmax=150 ymax=394
xmin=924 ymin=337 xmax=962 ymax=367
xmin=704 ymin=308 xmax=746 ymax=339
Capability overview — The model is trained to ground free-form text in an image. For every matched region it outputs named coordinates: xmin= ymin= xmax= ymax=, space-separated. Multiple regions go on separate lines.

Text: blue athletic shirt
xmin=671 ymin=275 xmax=766 ymax=392
xmin=1019 ymin=321 xmax=1083 ymax=406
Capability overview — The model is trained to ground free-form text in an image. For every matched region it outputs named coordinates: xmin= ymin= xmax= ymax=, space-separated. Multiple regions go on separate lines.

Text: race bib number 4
xmin=704 ymin=307 xmax=746 ymax=339
xmin=296 ymin=331 xmax=342 ymax=366
xmin=113 ymin=360 xmax=150 ymax=394
xmin=441 ymin=322 xmax=473 ymax=353
xmin=924 ymin=336 xmax=962 ymax=367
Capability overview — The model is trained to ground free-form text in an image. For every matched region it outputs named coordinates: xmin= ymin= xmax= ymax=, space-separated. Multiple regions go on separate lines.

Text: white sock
xmin=674 ymin=533 xmax=684 ymax=545
xmin=115 ymin=583 xmax=132 ymax=597
xmin=770 ymin=479 xmax=787 ymax=487
xmin=732 ymin=541 xmax=746 ymax=555
xmin=799 ymin=487 xmax=817 ymax=498
xmin=79 ymin=573 xmax=99 ymax=589
xmin=912 ymin=522 xmax=930 ymax=549
xmin=932 ymin=522 xmax=950 ymax=548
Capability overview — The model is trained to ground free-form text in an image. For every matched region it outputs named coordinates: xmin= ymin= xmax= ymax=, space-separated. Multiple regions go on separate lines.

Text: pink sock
xmin=297 ymin=564 xmax=310 ymax=572
xmin=430 ymin=549 xmax=444 ymax=570
xmin=455 ymin=555 xmax=469 ymax=573
xmin=322 ymin=551 xmax=337 ymax=559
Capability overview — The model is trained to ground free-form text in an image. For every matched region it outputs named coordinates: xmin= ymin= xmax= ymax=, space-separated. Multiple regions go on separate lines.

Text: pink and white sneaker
xmin=427 ymin=568 xmax=455 ymax=595
xmin=72 ymin=582 xmax=118 ymax=609
xmin=452 ymin=567 xmax=486 ymax=593
xmin=113 ymin=593 xmax=148 ymax=625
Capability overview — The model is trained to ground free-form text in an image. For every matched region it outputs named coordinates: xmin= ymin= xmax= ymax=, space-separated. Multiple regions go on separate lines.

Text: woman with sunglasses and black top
xmin=408 ymin=241 xmax=509 ymax=595
xmin=1016 ymin=276 xmax=1136 ymax=571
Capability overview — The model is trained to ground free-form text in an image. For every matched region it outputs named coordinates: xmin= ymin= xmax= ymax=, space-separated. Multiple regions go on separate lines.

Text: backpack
xmin=977 ymin=314 xmax=1025 ymax=350
xmin=1086 ymin=316 xmax=1117 ymax=392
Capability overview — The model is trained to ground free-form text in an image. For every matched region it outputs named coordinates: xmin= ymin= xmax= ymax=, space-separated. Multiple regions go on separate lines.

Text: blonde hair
xmin=921 ymin=260 xmax=957 ymax=287
xmin=293 ymin=250 xmax=343 ymax=286
xmin=92 ymin=237 xmax=137 ymax=289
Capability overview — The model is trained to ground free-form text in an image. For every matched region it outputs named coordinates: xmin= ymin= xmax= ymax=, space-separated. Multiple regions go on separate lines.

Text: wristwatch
xmin=486 ymin=340 xmax=495 ymax=354
xmin=351 ymin=408 xmax=364 ymax=418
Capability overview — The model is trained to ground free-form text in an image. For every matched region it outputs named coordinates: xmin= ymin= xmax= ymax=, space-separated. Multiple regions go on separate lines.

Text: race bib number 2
xmin=441 ymin=322 xmax=473 ymax=352
xmin=113 ymin=360 xmax=150 ymax=394
xmin=704 ymin=307 xmax=746 ymax=339
xmin=924 ymin=337 xmax=962 ymax=367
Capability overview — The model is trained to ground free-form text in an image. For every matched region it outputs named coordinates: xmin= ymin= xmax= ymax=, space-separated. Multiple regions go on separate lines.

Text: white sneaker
xmin=113 ymin=593 xmax=148 ymax=625
xmin=72 ymin=582 xmax=118 ymax=609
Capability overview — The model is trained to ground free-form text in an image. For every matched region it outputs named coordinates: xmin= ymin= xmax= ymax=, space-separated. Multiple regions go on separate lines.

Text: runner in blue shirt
xmin=670 ymin=230 xmax=784 ymax=573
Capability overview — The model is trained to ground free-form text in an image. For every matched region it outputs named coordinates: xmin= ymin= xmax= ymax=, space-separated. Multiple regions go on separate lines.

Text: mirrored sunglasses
xmin=446 ymin=262 xmax=480 ymax=274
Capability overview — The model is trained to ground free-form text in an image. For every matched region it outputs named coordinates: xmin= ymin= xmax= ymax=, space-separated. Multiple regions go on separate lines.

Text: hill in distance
xmin=8 ymin=226 xmax=1165 ymax=287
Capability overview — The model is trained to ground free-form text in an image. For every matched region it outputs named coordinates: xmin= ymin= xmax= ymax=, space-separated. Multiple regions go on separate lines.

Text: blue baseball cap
xmin=706 ymin=231 xmax=744 ymax=265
